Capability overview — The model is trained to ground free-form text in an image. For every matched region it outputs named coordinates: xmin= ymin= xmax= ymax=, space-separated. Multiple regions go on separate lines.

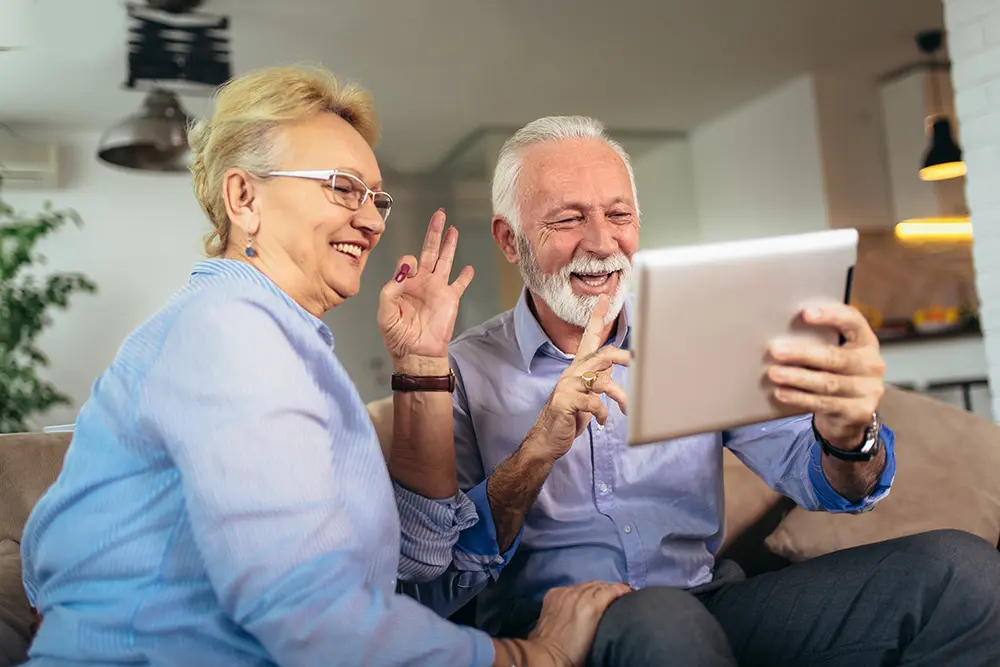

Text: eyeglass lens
xmin=330 ymin=174 xmax=392 ymax=221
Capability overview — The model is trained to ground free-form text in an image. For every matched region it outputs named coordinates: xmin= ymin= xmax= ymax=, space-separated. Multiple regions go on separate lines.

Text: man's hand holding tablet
xmin=768 ymin=303 xmax=886 ymax=450
xmin=768 ymin=302 xmax=888 ymax=501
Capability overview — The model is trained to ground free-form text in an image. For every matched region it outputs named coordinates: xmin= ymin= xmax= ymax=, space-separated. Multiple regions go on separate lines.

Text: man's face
xmin=514 ymin=138 xmax=640 ymax=328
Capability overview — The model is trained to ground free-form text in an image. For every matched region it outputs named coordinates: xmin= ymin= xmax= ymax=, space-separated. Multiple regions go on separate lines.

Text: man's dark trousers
xmin=498 ymin=529 xmax=1000 ymax=667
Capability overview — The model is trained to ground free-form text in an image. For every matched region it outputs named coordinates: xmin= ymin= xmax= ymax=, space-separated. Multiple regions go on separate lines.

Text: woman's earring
xmin=244 ymin=235 xmax=256 ymax=258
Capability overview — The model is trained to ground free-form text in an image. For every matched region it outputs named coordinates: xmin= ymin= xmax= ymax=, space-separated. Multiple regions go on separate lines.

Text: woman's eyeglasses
xmin=267 ymin=170 xmax=393 ymax=221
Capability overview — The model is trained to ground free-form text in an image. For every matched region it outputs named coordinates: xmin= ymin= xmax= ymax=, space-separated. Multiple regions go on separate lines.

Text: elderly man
xmin=405 ymin=116 xmax=1000 ymax=667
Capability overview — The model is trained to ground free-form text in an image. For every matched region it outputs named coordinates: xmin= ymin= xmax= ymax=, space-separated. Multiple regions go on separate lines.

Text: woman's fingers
xmin=451 ymin=265 xmax=475 ymax=297
xmin=416 ymin=208 xmax=447 ymax=276
xmin=378 ymin=255 xmax=417 ymax=321
xmin=435 ymin=224 xmax=459 ymax=276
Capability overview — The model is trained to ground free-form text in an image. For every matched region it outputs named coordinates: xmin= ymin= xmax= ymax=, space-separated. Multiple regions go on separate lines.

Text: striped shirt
xmin=20 ymin=259 xmax=496 ymax=666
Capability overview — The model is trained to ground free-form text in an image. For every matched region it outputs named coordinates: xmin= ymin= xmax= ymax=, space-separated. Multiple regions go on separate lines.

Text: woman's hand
xmin=492 ymin=581 xmax=632 ymax=666
xmin=378 ymin=209 xmax=474 ymax=367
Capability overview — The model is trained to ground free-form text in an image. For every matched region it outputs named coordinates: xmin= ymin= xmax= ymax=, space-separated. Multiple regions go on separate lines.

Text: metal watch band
xmin=814 ymin=412 xmax=881 ymax=462
xmin=390 ymin=369 xmax=456 ymax=393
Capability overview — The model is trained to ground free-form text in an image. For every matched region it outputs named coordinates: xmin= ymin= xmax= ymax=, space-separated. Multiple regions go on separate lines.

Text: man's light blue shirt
xmin=20 ymin=259 xmax=497 ymax=667
xmin=409 ymin=290 xmax=895 ymax=631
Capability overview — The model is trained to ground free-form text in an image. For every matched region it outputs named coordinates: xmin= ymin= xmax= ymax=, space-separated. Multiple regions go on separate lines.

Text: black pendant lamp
xmin=921 ymin=117 xmax=966 ymax=181
xmin=916 ymin=30 xmax=966 ymax=182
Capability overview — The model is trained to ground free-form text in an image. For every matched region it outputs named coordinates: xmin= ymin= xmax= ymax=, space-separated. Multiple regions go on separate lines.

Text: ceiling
xmin=0 ymin=0 xmax=944 ymax=172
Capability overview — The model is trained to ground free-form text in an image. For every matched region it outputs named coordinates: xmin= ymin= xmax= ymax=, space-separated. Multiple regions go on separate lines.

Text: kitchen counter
xmin=877 ymin=328 xmax=992 ymax=420
xmin=879 ymin=328 xmax=987 ymax=387
xmin=878 ymin=319 xmax=982 ymax=346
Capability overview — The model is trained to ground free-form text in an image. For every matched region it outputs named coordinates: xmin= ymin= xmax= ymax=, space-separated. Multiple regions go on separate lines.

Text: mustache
xmin=560 ymin=253 xmax=631 ymax=277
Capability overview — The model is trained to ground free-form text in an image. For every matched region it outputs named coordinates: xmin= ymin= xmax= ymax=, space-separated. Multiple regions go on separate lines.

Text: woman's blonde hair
xmin=188 ymin=65 xmax=380 ymax=256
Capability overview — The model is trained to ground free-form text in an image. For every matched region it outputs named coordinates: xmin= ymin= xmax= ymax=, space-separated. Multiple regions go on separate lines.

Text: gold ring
xmin=581 ymin=371 xmax=598 ymax=391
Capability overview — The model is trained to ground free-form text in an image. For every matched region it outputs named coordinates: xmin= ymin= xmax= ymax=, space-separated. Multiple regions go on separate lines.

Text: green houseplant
xmin=0 ymin=181 xmax=96 ymax=433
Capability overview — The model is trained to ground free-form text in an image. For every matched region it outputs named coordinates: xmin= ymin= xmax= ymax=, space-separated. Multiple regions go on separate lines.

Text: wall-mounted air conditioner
xmin=0 ymin=134 xmax=60 ymax=189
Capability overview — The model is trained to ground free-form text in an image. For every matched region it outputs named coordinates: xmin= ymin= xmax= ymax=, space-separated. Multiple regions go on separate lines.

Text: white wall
xmin=632 ymin=138 xmax=700 ymax=249
xmin=943 ymin=0 xmax=1000 ymax=421
xmin=3 ymin=131 xmax=205 ymax=427
xmin=1 ymin=132 xmax=465 ymax=425
xmin=691 ymin=74 xmax=830 ymax=242
xmin=813 ymin=70 xmax=896 ymax=231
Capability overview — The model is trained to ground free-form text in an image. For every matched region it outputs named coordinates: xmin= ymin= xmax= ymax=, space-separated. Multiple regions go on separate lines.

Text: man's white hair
xmin=491 ymin=115 xmax=641 ymax=233
xmin=491 ymin=116 xmax=640 ymax=328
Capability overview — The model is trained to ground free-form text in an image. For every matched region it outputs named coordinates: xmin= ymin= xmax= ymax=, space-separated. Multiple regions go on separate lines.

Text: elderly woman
xmin=20 ymin=66 xmax=626 ymax=667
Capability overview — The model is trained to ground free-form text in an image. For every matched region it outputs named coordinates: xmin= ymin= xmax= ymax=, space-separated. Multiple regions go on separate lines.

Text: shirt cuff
xmin=394 ymin=481 xmax=480 ymax=582
xmin=808 ymin=424 xmax=896 ymax=513
xmin=452 ymin=478 xmax=521 ymax=576
xmin=470 ymin=627 xmax=498 ymax=667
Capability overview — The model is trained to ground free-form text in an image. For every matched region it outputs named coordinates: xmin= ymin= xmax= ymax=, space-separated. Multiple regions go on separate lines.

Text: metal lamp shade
xmin=919 ymin=117 xmax=967 ymax=182
xmin=97 ymin=89 xmax=192 ymax=172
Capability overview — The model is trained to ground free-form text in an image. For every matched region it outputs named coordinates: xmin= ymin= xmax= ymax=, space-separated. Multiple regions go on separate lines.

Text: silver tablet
xmin=628 ymin=228 xmax=858 ymax=445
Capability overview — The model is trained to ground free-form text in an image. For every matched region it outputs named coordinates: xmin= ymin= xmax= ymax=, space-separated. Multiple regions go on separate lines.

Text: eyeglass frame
xmin=266 ymin=169 xmax=393 ymax=221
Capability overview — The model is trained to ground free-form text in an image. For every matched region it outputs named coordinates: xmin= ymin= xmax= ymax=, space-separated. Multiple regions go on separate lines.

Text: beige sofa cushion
xmin=766 ymin=386 xmax=1000 ymax=562
xmin=0 ymin=540 xmax=33 ymax=665
xmin=367 ymin=397 xmax=394 ymax=462
xmin=721 ymin=449 xmax=783 ymax=551
xmin=0 ymin=433 xmax=71 ymax=543
xmin=0 ymin=433 xmax=70 ymax=667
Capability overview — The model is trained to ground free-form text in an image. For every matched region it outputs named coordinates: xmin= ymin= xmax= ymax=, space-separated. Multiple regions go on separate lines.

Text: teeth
xmin=331 ymin=242 xmax=363 ymax=258
xmin=575 ymin=273 xmax=610 ymax=287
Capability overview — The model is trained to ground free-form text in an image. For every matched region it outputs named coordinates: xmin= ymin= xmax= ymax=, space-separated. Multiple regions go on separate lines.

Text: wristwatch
xmin=813 ymin=412 xmax=882 ymax=462
xmin=390 ymin=369 xmax=456 ymax=393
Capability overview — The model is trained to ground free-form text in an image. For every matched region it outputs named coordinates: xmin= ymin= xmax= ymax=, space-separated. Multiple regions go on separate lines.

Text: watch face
xmin=860 ymin=414 xmax=881 ymax=453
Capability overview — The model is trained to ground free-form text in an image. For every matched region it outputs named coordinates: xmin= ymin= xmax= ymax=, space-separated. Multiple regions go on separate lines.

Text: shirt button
xmin=599 ymin=483 xmax=609 ymax=494
xmin=623 ymin=524 xmax=632 ymax=534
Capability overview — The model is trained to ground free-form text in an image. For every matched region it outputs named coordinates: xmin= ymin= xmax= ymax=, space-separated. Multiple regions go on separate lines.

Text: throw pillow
xmin=765 ymin=387 xmax=1000 ymax=562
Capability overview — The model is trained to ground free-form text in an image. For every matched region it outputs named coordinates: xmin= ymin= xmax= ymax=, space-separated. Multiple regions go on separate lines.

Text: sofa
xmin=1 ymin=386 xmax=999 ymax=665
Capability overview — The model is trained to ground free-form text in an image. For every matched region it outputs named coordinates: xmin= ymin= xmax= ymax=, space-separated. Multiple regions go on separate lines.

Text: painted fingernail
xmin=394 ymin=264 xmax=411 ymax=283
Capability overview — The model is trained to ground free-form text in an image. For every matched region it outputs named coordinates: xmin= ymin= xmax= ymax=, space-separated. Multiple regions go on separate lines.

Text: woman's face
xmin=233 ymin=113 xmax=387 ymax=315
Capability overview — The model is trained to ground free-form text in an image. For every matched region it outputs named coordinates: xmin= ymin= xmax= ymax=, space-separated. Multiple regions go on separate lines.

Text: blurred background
xmin=1 ymin=0 xmax=996 ymax=427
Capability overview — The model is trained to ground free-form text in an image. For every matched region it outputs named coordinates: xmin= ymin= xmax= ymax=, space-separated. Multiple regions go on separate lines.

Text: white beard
xmin=516 ymin=234 xmax=631 ymax=329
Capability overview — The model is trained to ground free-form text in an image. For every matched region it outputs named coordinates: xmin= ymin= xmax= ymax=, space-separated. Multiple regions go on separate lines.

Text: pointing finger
xmin=578 ymin=295 xmax=610 ymax=357
xmin=577 ymin=347 xmax=631 ymax=372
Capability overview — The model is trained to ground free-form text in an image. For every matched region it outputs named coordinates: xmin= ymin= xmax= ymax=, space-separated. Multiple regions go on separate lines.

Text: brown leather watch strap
xmin=391 ymin=369 xmax=456 ymax=393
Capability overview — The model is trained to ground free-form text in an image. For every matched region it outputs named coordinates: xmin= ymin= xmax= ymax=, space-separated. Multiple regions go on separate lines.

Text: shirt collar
xmin=191 ymin=259 xmax=335 ymax=347
xmin=512 ymin=288 xmax=633 ymax=373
